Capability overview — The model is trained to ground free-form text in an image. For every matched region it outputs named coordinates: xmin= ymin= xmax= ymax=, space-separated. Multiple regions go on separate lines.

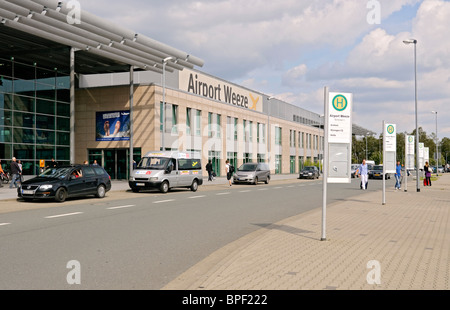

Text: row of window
xmin=1 ymin=93 xmax=71 ymax=116
xmin=290 ymin=129 xmax=324 ymax=151
xmin=162 ymin=103 xmax=323 ymax=149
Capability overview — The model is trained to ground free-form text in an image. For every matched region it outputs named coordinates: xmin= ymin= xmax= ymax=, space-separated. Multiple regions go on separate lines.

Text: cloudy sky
xmin=78 ymin=0 xmax=450 ymax=139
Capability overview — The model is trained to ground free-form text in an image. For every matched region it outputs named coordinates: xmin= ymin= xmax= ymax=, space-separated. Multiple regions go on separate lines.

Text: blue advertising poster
xmin=96 ymin=110 xmax=130 ymax=141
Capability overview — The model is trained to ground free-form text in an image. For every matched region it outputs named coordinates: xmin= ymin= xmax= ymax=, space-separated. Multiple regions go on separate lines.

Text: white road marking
xmin=188 ymin=195 xmax=206 ymax=199
xmin=0 ymin=223 xmax=11 ymax=227
xmin=258 ymin=188 xmax=268 ymax=191
xmin=153 ymin=199 xmax=175 ymax=204
xmin=45 ymin=212 xmax=83 ymax=219
xmin=107 ymin=205 xmax=135 ymax=210
xmin=216 ymin=192 xmax=230 ymax=196
xmin=239 ymin=190 xmax=252 ymax=193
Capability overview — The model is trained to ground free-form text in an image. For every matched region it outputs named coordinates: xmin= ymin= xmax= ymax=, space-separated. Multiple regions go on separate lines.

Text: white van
xmin=129 ymin=151 xmax=203 ymax=193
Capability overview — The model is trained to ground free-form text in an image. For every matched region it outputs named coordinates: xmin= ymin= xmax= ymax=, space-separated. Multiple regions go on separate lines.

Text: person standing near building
xmin=206 ymin=160 xmax=213 ymax=182
xmin=225 ymin=160 xmax=233 ymax=187
xmin=356 ymin=159 xmax=369 ymax=190
xmin=395 ymin=161 xmax=402 ymax=190
xmin=9 ymin=157 xmax=21 ymax=189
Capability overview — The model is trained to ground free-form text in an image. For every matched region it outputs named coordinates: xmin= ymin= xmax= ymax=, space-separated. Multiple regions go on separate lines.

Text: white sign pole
xmin=382 ymin=120 xmax=386 ymax=205
xmin=321 ymin=87 xmax=329 ymax=241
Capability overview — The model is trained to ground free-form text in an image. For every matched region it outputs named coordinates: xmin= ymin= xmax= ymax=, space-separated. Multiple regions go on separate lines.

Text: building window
xmin=290 ymin=156 xmax=296 ymax=174
xmin=275 ymin=127 xmax=282 ymax=145
xmin=275 ymin=155 xmax=282 ymax=174
xmin=208 ymin=112 xmax=213 ymax=137
xmin=227 ymin=152 xmax=237 ymax=169
xmin=257 ymin=154 xmax=266 ymax=163
xmin=195 ymin=110 xmax=201 ymax=136
xmin=244 ymin=153 xmax=252 ymax=163
xmin=243 ymin=120 xmax=247 ymax=142
xmin=160 ymin=103 xmax=178 ymax=134
xmin=234 ymin=118 xmax=238 ymax=141
xmin=186 ymin=108 xmax=191 ymax=135
xmin=216 ymin=114 xmax=221 ymax=138
xmin=249 ymin=121 xmax=253 ymax=142
xmin=0 ymin=58 xmax=70 ymax=175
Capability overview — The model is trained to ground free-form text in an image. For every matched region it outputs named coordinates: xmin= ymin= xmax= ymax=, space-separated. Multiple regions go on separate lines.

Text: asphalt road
xmin=0 ymin=177 xmax=393 ymax=289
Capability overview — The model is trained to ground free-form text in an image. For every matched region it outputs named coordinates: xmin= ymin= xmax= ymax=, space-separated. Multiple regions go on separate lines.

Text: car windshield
xmin=238 ymin=163 xmax=257 ymax=172
xmin=373 ymin=165 xmax=383 ymax=171
xmin=38 ymin=167 xmax=72 ymax=179
xmin=303 ymin=167 xmax=315 ymax=171
xmin=137 ymin=157 xmax=170 ymax=170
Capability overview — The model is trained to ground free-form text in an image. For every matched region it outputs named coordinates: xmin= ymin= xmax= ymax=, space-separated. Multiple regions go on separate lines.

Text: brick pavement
xmin=164 ymin=174 xmax=450 ymax=290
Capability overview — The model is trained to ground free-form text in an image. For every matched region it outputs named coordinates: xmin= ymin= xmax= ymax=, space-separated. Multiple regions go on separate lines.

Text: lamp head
xmin=403 ymin=39 xmax=417 ymax=45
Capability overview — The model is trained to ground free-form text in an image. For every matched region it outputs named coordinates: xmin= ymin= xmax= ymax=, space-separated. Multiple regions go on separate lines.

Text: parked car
xmin=368 ymin=165 xmax=390 ymax=180
xmin=351 ymin=164 xmax=359 ymax=178
xmin=431 ymin=167 xmax=444 ymax=173
xmin=233 ymin=162 xmax=270 ymax=185
xmin=18 ymin=165 xmax=111 ymax=202
xmin=299 ymin=166 xmax=320 ymax=179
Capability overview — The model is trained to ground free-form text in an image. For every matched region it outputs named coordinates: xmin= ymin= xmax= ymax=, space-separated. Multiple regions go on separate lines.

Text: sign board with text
xmin=384 ymin=123 xmax=396 ymax=173
xmin=326 ymin=92 xmax=353 ymax=183
xmin=405 ymin=135 xmax=415 ymax=170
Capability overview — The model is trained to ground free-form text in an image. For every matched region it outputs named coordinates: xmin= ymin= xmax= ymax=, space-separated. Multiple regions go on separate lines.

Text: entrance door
xmin=89 ymin=148 xmax=141 ymax=180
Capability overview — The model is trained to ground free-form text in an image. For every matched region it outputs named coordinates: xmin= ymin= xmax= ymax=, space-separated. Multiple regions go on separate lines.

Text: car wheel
xmin=160 ymin=181 xmax=169 ymax=194
xmin=265 ymin=176 xmax=270 ymax=184
xmin=96 ymin=184 xmax=106 ymax=198
xmin=54 ymin=188 xmax=67 ymax=203
xmin=253 ymin=177 xmax=258 ymax=185
xmin=190 ymin=179 xmax=198 ymax=192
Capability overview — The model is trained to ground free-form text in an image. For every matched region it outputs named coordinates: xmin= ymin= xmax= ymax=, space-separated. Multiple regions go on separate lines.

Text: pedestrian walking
xmin=225 ymin=160 xmax=233 ymax=187
xmin=47 ymin=158 xmax=58 ymax=169
xmin=395 ymin=161 xmax=402 ymax=190
xmin=356 ymin=159 xmax=369 ymax=190
xmin=9 ymin=157 xmax=21 ymax=189
xmin=424 ymin=161 xmax=432 ymax=186
xmin=0 ymin=159 xmax=5 ymax=188
xmin=18 ymin=160 xmax=24 ymax=184
xmin=206 ymin=160 xmax=213 ymax=181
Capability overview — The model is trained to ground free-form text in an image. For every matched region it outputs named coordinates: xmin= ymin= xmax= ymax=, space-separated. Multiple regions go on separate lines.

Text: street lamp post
xmin=403 ymin=39 xmax=420 ymax=192
xmin=162 ymin=56 xmax=174 ymax=151
xmin=432 ymin=111 xmax=438 ymax=176
xmin=267 ymin=96 xmax=274 ymax=170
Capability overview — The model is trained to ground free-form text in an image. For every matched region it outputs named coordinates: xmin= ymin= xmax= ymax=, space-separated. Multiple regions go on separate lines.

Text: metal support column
xmin=129 ymin=66 xmax=134 ymax=178
xmin=70 ymin=47 xmax=76 ymax=164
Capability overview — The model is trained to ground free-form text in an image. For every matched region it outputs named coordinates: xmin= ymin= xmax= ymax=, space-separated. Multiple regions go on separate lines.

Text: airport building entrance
xmin=88 ymin=148 xmax=141 ymax=180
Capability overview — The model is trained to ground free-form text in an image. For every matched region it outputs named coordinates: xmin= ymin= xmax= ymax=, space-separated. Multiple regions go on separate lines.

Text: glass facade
xmin=0 ymin=57 xmax=71 ymax=175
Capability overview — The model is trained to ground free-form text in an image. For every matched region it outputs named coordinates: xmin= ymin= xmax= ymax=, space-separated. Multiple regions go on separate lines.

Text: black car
xmin=368 ymin=165 xmax=390 ymax=180
xmin=18 ymin=165 xmax=112 ymax=202
xmin=299 ymin=166 xmax=320 ymax=179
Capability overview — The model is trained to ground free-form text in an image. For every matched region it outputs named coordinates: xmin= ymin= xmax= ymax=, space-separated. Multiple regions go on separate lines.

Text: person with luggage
xmin=356 ymin=159 xmax=369 ymax=190
xmin=424 ymin=161 xmax=432 ymax=186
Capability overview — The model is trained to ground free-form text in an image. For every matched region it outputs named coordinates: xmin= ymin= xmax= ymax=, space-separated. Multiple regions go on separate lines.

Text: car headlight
xmin=129 ymin=177 xmax=135 ymax=181
xmin=149 ymin=177 xmax=159 ymax=181
xmin=39 ymin=185 xmax=53 ymax=190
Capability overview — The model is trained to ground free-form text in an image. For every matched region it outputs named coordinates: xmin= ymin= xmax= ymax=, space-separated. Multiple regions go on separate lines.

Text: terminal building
xmin=0 ymin=0 xmax=326 ymax=179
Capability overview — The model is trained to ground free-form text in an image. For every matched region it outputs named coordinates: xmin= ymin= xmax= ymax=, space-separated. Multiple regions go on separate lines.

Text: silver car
xmin=233 ymin=162 xmax=270 ymax=185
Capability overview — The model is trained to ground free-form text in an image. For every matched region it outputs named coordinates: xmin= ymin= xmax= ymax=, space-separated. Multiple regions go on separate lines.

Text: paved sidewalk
xmin=164 ymin=174 xmax=450 ymax=290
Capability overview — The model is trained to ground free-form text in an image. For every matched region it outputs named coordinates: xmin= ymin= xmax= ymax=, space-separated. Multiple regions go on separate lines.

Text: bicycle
xmin=1 ymin=172 xmax=11 ymax=184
